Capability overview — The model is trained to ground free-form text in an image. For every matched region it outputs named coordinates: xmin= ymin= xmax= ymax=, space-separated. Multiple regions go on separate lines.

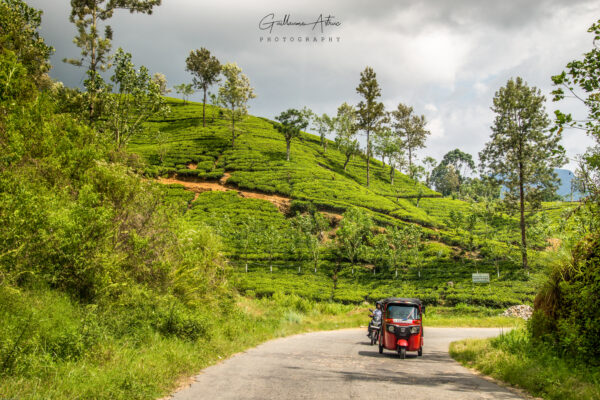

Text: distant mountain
xmin=555 ymin=168 xmax=582 ymax=201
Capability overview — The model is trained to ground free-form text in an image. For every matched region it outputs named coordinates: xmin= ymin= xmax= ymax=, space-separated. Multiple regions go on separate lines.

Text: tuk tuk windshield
xmin=387 ymin=304 xmax=420 ymax=320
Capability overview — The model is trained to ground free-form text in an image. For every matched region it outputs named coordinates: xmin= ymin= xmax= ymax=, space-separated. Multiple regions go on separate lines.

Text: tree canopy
xmin=273 ymin=108 xmax=310 ymax=161
xmin=356 ymin=66 xmax=385 ymax=187
xmin=186 ymin=48 xmax=221 ymax=127
xmin=480 ymin=77 xmax=565 ymax=269
xmin=218 ymin=62 xmax=256 ymax=148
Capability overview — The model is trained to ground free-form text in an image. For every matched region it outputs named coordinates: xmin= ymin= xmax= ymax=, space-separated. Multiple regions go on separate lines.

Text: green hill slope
xmin=130 ymin=98 xmax=441 ymax=226
xmin=129 ymin=98 xmax=575 ymax=308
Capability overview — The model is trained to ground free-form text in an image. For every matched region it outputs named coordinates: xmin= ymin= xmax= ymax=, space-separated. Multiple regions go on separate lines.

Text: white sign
xmin=472 ymin=273 xmax=490 ymax=283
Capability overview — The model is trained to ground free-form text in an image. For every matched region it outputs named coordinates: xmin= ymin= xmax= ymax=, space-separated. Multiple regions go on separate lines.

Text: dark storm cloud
xmin=28 ymin=0 xmax=600 ymax=169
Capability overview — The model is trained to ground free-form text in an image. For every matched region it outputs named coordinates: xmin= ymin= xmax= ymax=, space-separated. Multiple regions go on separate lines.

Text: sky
xmin=28 ymin=0 xmax=600 ymax=171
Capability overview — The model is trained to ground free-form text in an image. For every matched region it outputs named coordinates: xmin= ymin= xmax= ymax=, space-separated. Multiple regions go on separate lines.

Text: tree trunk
xmin=408 ymin=148 xmax=413 ymax=178
xmin=202 ymin=86 xmax=207 ymax=127
xmin=366 ymin=130 xmax=370 ymax=187
xmin=519 ymin=161 xmax=528 ymax=270
xmin=390 ymin=166 xmax=395 ymax=185
xmin=343 ymin=154 xmax=350 ymax=171
xmin=89 ymin=5 xmax=97 ymax=121
xmin=286 ymin=139 xmax=291 ymax=161
xmin=231 ymin=109 xmax=236 ymax=148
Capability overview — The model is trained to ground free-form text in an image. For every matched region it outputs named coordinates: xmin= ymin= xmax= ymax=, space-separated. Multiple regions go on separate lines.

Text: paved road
xmin=170 ymin=327 xmax=522 ymax=400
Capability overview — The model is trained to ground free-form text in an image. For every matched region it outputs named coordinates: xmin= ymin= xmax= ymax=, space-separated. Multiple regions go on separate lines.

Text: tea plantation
xmin=131 ymin=98 xmax=577 ymax=310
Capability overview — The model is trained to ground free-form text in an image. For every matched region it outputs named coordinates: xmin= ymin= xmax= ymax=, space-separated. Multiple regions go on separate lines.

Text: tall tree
xmin=292 ymin=212 xmax=329 ymax=273
xmin=387 ymin=226 xmax=409 ymax=278
xmin=431 ymin=149 xmax=475 ymax=195
xmin=185 ymin=48 xmax=221 ymax=127
xmin=374 ymin=119 xmax=405 ymax=185
xmin=102 ymin=48 xmax=168 ymax=147
xmin=431 ymin=164 xmax=460 ymax=196
xmin=336 ymin=207 xmax=373 ymax=275
xmin=310 ymin=112 xmax=334 ymax=152
xmin=422 ymin=156 xmax=437 ymax=188
xmin=65 ymin=0 xmax=161 ymax=120
xmin=391 ymin=103 xmax=430 ymax=178
xmin=356 ymin=66 xmax=385 ymax=187
xmin=480 ymin=77 xmax=566 ymax=270
xmin=151 ymin=72 xmax=170 ymax=95
xmin=333 ymin=102 xmax=360 ymax=171
xmin=273 ymin=108 xmax=309 ymax=161
xmin=373 ymin=121 xmax=393 ymax=166
xmin=218 ymin=62 xmax=256 ymax=148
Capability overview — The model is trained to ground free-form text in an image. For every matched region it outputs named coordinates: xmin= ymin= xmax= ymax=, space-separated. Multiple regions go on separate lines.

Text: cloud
xmin=27 ymin=0 xmax=600 ymax=170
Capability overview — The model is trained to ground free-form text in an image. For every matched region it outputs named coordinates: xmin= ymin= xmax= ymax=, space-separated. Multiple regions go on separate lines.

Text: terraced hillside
xmin=129 ymin=98 xmax=576 ymax=308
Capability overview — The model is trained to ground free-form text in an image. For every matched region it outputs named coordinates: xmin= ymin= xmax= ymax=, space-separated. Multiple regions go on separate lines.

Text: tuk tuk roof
xmin=379 ymin=297 xmax=422 ymax=306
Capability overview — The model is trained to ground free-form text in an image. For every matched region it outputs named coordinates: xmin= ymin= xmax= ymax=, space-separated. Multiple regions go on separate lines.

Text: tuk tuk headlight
xmin=387 ymin=325 xmax=395 ymax=333
xmin=410 ymin=326 xmax=420 ymax=334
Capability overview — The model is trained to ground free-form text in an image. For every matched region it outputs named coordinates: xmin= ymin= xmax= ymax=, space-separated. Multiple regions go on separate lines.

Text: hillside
xmin=130 ymin=98 xmax=442 ymax=225
xmin=129 ymin=98 xmax=576 ymax=308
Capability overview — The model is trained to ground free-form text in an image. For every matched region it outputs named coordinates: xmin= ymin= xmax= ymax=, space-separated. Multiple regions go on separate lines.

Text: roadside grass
xmin=424 ymin=305 xmax=525 ymax=328
xmin=0 ymin=286 xmax=363 ymax=400
xmin=449 ymin=328 xmax=600 ymax=400
xmin=0 ymin=284 xmax=524 ymax=400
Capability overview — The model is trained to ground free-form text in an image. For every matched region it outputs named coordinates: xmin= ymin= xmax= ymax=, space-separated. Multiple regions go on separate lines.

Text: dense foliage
xmin=0 ymin=1 xmax=230 ymax=390
xmin=529 ymin=18 xmax=600 ymax=367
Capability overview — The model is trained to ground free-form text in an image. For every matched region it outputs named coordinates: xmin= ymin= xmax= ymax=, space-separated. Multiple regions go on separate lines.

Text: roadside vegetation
xmin=451 ymin=18 xmax=600 ymax=400
xmin=450 ymin=329 xmax=600 ymax=400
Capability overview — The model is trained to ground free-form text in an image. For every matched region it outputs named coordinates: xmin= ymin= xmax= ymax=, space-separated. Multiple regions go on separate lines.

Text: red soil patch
xmin=157 ymin=176 xmax=291 ymax=213
xmin=219 ymin=172 xmax=231 ymax=185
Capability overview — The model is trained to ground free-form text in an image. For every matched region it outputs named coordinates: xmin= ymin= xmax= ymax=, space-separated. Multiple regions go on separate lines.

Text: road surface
xmin=169 ymin=327 xmax=522 ymax=400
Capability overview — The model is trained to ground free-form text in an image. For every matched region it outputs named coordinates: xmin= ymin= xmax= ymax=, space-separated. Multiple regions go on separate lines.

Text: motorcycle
xmin=367 ymin=308 xmax=382 ymax=345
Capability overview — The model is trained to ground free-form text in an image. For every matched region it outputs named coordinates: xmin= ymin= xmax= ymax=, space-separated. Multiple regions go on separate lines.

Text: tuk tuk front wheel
xmin=378 ymin=342 xmax=383 ymax=354
xmin=398 ymin=346 xmax=406 ymax=359
xmin=418 ymin=347 xmax=423 ymax=357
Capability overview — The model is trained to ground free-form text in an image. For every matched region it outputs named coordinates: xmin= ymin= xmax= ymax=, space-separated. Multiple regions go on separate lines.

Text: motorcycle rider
xmin=367 ymin=302 xmax=383 ymax=337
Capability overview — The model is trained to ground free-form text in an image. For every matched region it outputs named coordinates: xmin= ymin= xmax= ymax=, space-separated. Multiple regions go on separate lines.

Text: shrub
xmin=532 ymin=233 xmax=600 ymax=365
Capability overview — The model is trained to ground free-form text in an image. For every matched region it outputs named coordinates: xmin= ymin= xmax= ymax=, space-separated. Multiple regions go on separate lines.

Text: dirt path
xmin=157 ymin=177 xmax=291 ymax=213
xmin=167 ymin=327 xmax=524 ymax=400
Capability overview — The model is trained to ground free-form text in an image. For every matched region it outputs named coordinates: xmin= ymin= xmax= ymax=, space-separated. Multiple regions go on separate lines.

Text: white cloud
xmin=27 ymin=0 xmax=600 ymax=170
xmin=428 ymin=117 xmax=445 ymax=139
xmin=425 ymin=103 xmax=438 ymax=113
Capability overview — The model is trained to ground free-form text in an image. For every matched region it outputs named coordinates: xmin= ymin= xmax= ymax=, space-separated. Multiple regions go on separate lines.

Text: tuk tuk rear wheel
xmin=418 ymin=347 xmax=423 ymax=357
xmin=378 ymin=342 xmax=383 ymax=354
xmin=398 ymin=346 xmax=406 ymax=359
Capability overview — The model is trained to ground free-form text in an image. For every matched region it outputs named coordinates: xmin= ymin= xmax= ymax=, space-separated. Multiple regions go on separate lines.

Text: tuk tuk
xmin=378 ymin=297 xmax=424 ymax=359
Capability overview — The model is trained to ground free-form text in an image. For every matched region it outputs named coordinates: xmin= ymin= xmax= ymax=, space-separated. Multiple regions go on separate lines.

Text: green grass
xmin=425 ymin=305 xmax=525 ymax=327
xmin=450 ymin=328 xmax=600 ymax=400
xmin=0 ymin=285 xmax=365 ymax=400
xmin=0 ymin=284 xmax=526 ymax=400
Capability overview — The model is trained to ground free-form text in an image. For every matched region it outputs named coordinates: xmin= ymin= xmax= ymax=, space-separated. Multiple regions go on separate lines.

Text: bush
xmin=532 ymin=233 xmax=600 ymax=365
xmin=155 ymin=302 xmax=211 ymax=341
